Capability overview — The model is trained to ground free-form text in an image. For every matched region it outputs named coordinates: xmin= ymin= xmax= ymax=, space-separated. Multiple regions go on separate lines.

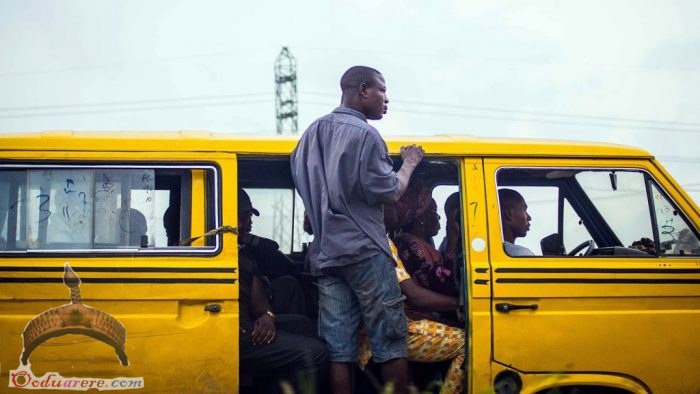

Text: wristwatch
xmin=265 ymin=310 xmax=275 ymax=319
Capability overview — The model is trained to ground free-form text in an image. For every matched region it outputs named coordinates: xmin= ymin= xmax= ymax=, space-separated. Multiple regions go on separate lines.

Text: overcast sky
xmin=1 ymin=0 xmax=698 ymax=203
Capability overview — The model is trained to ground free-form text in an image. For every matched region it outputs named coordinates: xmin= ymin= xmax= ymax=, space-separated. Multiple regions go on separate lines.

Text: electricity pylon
xmin=273 ymin=47 xmax=299 ymax=249
xmin=274 ymin=47 xmax=298 ymax=135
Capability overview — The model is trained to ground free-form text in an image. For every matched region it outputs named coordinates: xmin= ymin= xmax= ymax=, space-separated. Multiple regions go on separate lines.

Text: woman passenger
xmin=393 ymin=181 xmax=460 ymax=299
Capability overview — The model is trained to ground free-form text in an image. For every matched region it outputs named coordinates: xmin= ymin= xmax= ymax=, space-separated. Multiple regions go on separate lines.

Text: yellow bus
xmin=0 ymin=131 xmax=698 ymax=393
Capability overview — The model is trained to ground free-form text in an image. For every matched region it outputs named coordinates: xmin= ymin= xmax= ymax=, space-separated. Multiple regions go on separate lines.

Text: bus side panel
xmin=484 ymin=158 xmax=700 ymax=393
xmin=0 ymin=155 xmax=240 ymax=393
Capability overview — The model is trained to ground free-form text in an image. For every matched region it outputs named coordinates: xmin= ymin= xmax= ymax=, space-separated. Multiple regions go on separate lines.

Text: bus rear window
xmin=0 ymin=165 xmax=219 ymax=253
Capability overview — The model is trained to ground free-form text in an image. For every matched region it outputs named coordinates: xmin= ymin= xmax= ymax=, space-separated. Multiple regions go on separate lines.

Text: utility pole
xmin=273 ymin=47 xmax=299 ymax=250
xmin=274 ymin=47 xmax=298 ymax=135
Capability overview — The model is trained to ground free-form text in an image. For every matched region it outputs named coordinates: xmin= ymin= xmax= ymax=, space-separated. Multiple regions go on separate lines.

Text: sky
xmin=0 ymin=0 xmax=698 ymax=204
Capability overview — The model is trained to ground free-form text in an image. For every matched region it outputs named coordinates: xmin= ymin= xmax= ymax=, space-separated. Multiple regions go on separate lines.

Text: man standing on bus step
xmin=291 ymin=65 xmax=424 ymax=394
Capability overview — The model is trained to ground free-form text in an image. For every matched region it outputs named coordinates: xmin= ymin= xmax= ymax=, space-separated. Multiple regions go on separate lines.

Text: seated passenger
xmin=394 ymin=181 xmax=459 ymax=298
xmin=498 ymin=188 xmax=535 ymax=256
xmin=358 ymin=203 xmax=465 ymax=394
xmin=238 ymin=245 xmax=328 ymax=393
xmin=238 ymin=189 xmax=301 ymax=278
xmin=238 ymin=189 xmax=306 ymax=316
xmin=674 ymin=228 xmax=699 ymax=255
xmin=163 ymin=205 xmax=180 ymax=246
xmin=438 ymin=192 xmax=462 ymax=262
xmin=119 ymin=207 xmax=148 ymax=247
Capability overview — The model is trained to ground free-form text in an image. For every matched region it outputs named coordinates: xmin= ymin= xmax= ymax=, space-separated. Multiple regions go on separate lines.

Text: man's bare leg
xmin=381 ymin=357 xmax=410 ymax=394
xmin=329 ymin=361 xmax=352 ymax=394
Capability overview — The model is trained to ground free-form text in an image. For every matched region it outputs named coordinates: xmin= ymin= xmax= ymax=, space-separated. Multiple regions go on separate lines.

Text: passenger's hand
xmin=251 ymin=314 xmax=276 ymax=345
xmin=400 ymin=144 xmax=425 ymax=168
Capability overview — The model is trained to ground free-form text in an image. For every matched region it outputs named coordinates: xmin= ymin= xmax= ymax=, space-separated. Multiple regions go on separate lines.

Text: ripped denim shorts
xmin=318 ymin=253 xmax=408 ymax=363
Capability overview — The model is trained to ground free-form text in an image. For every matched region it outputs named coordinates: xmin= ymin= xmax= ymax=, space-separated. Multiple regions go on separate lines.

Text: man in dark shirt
xmin=238 ymin=188 xmax=306 ymax=315
xmin=291 ymin=65 xmax=424 ymax=394
xmin=238 ymin=245 xmax=327 ymax=393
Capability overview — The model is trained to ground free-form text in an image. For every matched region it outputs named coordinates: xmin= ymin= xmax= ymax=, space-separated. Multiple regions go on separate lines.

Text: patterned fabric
xmin=406 ymin=320 xmax=465 ymax=394
xmin=394 ymin=232 xmax=458 ymax=297
xmin=389 ymin=239 xmax=411 ymax=283
xmin=357 ymin=319 xmax=465 ymax=394
xmin=356 ymin=239 xmax=465 ymax=394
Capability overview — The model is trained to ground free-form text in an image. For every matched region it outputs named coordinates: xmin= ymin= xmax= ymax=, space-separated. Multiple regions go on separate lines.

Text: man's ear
xmin=503 ymin=207 xmax=513 ymax=221
xmin=358 ymin=82 xmax=368 ymax=98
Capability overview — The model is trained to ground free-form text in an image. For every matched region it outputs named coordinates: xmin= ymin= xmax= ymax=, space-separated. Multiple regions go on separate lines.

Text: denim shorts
xmin=318 ymin=253 xmax=408 ymax=363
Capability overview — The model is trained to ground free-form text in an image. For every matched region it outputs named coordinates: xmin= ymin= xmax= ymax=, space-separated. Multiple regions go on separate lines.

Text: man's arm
xmin=250 ymin=275 xmax=276 ymax=344
xmin=394 ymin=144 xmax=425 ymax=200
xmin=359 ymin=134 xmax=424 ymax=204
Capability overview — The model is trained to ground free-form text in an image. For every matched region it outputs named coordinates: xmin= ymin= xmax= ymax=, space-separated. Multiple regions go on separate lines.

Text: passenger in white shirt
xmin=499 ymin=188 xmax=535 ymax=257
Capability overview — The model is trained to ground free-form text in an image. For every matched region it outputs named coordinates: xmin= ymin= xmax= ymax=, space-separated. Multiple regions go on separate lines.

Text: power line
xmin=3 ymin=89 xmax=698 ymax=136
xmin=299 ymin=100 xmax=700 ymax=134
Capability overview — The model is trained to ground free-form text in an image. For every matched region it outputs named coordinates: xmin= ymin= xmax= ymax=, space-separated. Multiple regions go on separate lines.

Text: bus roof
xmin=0 ymin=130 xmax=653 ymax=159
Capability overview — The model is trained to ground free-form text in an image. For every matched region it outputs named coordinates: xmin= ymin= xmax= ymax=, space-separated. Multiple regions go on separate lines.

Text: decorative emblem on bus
xmin=9 ymin=264 xmax=144 ymax=390
xmin=20 ymin=263 xmax=129 ymax=366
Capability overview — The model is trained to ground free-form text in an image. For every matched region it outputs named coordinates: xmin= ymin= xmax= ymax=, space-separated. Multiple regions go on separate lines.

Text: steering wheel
xmin=567 ymin=240 xmax=594 ymax=256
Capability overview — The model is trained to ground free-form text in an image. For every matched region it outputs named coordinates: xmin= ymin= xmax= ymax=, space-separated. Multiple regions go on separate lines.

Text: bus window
xmin=0 ymin=165 xmax=219 ymax=253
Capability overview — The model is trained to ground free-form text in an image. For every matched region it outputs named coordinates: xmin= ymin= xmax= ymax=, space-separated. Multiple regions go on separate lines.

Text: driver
xmin=498 ymin=188 xmax=535 ymax=256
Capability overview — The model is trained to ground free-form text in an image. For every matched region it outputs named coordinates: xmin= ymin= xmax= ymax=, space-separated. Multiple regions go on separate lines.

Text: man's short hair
xmin=340 ymin=66 xmax=382 ymax=93
xmin=498 ymin=188 xmax=524 ymax=211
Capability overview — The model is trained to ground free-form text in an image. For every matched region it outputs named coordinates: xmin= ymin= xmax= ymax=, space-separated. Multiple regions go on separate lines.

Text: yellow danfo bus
xmin=0 ymin=131 xmax=698 ymax=393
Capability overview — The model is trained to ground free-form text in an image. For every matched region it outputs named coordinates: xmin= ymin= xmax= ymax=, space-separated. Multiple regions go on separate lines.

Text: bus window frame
xmin=0 ymin=162 xmax=223 ymax=257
